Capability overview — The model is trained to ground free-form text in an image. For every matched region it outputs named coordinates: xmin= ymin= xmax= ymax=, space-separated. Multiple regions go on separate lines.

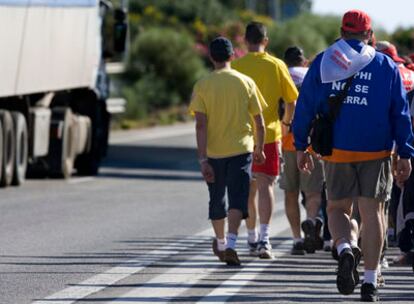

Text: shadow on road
xmin=98 ymin=144 xmax=202 ymax=181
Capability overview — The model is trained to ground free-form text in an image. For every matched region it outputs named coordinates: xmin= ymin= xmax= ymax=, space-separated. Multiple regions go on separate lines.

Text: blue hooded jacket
xmin=293 ymin=39 xmax=414 ymax=162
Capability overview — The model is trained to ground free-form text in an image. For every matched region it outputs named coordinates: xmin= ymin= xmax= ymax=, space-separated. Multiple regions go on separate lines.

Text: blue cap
xmin=209 ymin=37 xmax=234 ymax=62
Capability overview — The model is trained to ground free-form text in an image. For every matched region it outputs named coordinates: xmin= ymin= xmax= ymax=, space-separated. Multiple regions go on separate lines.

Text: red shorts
xmin=252 ymin=141 xmax=280 ymax=176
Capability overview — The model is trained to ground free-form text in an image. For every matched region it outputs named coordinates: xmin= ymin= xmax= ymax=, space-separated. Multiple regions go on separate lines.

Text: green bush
xmin=122 ymin=27 xmax=207 ymax=119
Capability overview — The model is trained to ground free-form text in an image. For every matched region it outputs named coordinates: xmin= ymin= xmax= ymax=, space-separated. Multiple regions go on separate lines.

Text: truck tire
xmin=48 ymin=107 xmax=76 ymax=179
xmin=11 ymin=112 xmax=28 ymax=186
xmin=0 ymin=111 xmax=15 ymax=187
xmin=75 ymin=104 xmax=109 ymax=176
xmin=0 ymin=120 xmax=3 ymax=183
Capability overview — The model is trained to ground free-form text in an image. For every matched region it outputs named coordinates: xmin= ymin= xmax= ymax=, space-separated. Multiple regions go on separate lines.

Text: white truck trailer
xmin=0 ymin=0 xmax=127 ymax=186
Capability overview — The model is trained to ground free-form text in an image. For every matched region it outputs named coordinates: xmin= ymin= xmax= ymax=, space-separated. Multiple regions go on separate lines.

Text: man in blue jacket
xmin=293 ymin=10 xmax=414 ymax=302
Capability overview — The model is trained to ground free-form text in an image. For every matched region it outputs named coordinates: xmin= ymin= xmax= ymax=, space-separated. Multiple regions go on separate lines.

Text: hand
xmin=281 ymin=123 xmax=290 ymax=137
xmin=395 ymin=158 xmax=412 ymax=188
xmin=297 ymin=151 xmax=314 ymax=175
xmin=253 ymin=147 xmax=266 ymax=165
xmin=201 ymin=161 xmax=215 ymax=183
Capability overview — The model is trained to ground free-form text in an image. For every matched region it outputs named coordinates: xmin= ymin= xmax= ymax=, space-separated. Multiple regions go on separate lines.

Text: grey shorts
xmin=279 ymin=151 xmax=325 ymax=193
xmin=324 ymin=157 xmax=392 ymax=201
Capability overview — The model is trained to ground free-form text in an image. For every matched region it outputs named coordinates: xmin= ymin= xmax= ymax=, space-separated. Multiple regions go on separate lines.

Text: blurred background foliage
xmin=115 ymin=0 xmax=414 ymax=128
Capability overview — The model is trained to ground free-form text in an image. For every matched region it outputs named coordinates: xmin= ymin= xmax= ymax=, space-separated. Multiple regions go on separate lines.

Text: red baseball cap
xmin=376 ymin=41 xmax=405 ymax=63
xmin=342 ymin=10 xmax=371 ymax=33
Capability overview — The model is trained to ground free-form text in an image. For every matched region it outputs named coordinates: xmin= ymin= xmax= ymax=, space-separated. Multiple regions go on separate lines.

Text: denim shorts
xmin=207 ymin=153 xmax=252 ymax=220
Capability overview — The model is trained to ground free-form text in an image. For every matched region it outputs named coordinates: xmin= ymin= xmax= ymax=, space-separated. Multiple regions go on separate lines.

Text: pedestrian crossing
xmin=33 ymin=210 xmax=414 ymax=303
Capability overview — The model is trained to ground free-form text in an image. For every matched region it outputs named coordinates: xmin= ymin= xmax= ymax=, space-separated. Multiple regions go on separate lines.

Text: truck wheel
xmin=11 ymin=112 xmax=28 ymax=186
xmin=0 ymin=111 xmax=15 ymax=187
xmin=48 ymin=107 xmax=76 ymax=179
xmin=0 ymin=120 xmax=3 ymax=183
xmin=75 ymin=104 xmax=108 ymax=176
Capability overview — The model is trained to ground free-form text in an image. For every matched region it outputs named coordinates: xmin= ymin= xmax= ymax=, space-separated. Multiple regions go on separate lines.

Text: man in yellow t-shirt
xmin=189 ymin=37 xmax=267 ymax=266
xmin=232 ymin=22 xmax=298 ymax=259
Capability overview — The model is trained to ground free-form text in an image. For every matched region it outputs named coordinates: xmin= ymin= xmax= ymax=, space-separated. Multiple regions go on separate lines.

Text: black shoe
xmin=314 ymin=217 xmax=324 ymax=250
xmin=301 ymin=219 xmax=316 ymax=253
xmin=336 ymin=248 xmax=356 ymax=295
xmin=224 ymin=248 xmax=241 ymax=266
xmin=398 ymin=219 xmax=414 ymax=252
xmin=332 ymin=246 xmax=339 ymax=261
xmin=291 ymin=241 xmax=305 ymax=255
xmin=352 ymin=246 xmax=361 ymax=286
xmin=361 ymin=283 xmax=379 ymax=302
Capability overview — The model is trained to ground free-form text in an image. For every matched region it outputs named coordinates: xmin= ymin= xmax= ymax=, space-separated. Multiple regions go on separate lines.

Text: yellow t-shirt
xmin=189 ymin=68 xmax=267 ymax=158
xmin=232 ymin=52 xmax=298 ymax=143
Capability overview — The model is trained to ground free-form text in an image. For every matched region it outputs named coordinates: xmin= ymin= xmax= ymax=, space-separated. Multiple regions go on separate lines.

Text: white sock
xmin=293 ymin=238 xmax=303 ymax=244
xmin=364 ymin=270 xmax=378 ymax=287
xmin=350 ymin=239 xmax=358 ymax=248
xmin=217 ymin=238 xmax=226 ymax=251
xmin=260 ymin=224 xmax=270 ymax=242
xmin=337 ymin=242 xmax=351 ymax=255
xmin=247 ymin=229 xmax=258 ymax=244
xmin=226 ymin=233 xmax=238 ymax=250
xmin=307 ymin=217 xmax=316 ymax=225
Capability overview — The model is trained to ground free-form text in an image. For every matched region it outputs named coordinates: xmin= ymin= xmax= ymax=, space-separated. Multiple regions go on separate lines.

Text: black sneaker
xmin=314 ymin=217 xmax=324 ymax=250
xmin=332 ymin=246 xmax=339 ymax=261
xmin=361 ymin=283 xmax=379 ymax=302
xmin=352 ymin=246 xmax=361 ymax=286
xmin=398 ymin=219 xmax=414 ymax=252
xmin=247 ymin=241 xmax=258 ymax=256
xmin=291 ymin=241 xmax=305 ymax=255
xmin=301 ymin=219 xmax=316 ymax=253
xmin=336 ymin=248 xmax=356 ymax=295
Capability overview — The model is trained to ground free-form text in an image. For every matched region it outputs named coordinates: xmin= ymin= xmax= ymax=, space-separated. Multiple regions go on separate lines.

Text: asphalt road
xmin=0 ymin=123 xmax=413 ymax=304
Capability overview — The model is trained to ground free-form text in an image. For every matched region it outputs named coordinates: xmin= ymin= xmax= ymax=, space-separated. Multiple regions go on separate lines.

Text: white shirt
xmin=288 ymin=66 xmax=308 ymax=88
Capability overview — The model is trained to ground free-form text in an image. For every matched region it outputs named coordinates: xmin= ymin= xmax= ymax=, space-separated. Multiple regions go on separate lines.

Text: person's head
xmin=340 ymin=10 xmax=373 ymax=44
xmin=284 ymin=46 xmax=307 ymax=67
xmin=376 ymin=41 xmax=405 ymax=63
xmin=245 ymin=22 xmax=268 ymax=49
xmin=209 ymin=37 xmax=234 ymax=66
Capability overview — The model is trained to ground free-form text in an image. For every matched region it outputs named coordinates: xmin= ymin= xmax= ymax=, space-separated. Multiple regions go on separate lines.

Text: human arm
xmin=292 ymin=58 xmax=320 ymax=151
xmin=297 ymin=150 xmax=314 ymax=174
xmin=389 ymin=67 xmax=414 ymax=185
xmin=282 ymin=101 xmax=295 ymax=137
xmin=253 ymin=114 xmax=266 ymax=165
xmin=194 ymin=112 xmax=214 ymax=183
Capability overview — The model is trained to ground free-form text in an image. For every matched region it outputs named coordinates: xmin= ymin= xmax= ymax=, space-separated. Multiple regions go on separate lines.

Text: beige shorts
xmin=279 ymin=151 xmax=325 ymax=193
xmin=324 ymin=157 xmax=392 ymax=201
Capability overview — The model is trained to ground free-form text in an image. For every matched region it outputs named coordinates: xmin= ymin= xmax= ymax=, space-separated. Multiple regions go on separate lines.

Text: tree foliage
xmin=122 ymin=27 xmax=207 ymax=118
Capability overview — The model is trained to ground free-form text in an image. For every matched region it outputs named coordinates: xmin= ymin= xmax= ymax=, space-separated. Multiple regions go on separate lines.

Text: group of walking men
xmin=189 ymin=9 xmax=414 ymax=302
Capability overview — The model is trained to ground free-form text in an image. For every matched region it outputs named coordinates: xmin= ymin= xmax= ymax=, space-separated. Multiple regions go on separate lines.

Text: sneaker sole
xmin=337 ymin=251 xmax=356 ymax=295
xmin=301 ymin=221 xmax=316 ymax=253
xmin=259 ymin=250 xmax=274 ymax=259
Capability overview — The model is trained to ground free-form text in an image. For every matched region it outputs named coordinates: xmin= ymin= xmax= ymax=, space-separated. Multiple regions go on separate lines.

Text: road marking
xmin=33 ymin=207 xmax=290 ymax=304
xmin=196 ymin=240 xmax=291 ymax=303
xmin=67 ymin=177 xmax=95 ymax=184
xmin=32 ymin=228 xmax=214 ymax=304
xmin=110 ymin=126 xmax=194 ymax=145
xmin=106 ymin=213 xmax=291 ymax=303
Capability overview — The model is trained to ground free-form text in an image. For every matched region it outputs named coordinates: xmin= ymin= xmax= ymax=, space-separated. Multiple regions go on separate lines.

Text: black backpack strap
xmin=329 ymin=75 xmax=354 ymax=121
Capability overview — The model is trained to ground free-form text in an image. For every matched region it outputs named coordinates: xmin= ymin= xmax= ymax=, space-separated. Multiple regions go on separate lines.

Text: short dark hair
xmin=341 ymin=28 xmax=372 ymax=41
xmin=245 ymin=22 xmax=267 ymax=44
xmin=284 ymin=46 xmax=305 ymax=67
xmin=209 ymin=37 xmax=234 ymax=63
